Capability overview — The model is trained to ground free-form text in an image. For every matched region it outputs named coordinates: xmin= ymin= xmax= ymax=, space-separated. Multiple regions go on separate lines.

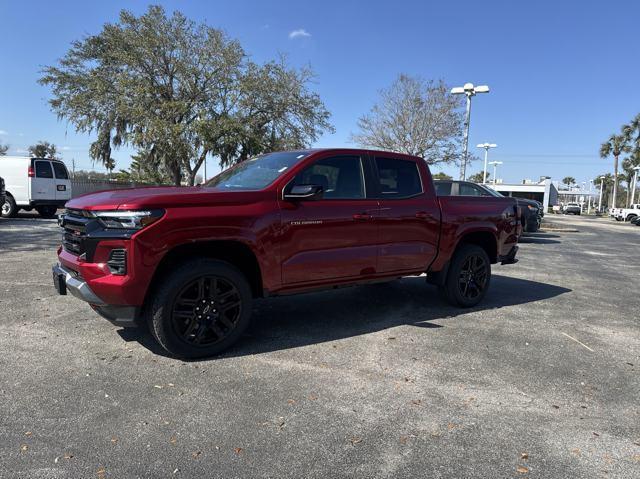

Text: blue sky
xmin=0 ymin=0 xmax=639 ymax=185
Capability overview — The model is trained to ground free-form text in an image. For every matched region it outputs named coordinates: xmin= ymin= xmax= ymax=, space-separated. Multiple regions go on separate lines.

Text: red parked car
xmin=53 ymin=149 xmax=520 ymax=358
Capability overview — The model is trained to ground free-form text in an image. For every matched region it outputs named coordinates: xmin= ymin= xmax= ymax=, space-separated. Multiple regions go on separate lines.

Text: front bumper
xmin=52 ymin=263 xmax=139 ymax=327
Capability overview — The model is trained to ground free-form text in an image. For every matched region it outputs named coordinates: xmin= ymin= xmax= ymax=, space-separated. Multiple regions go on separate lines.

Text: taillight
xmin=28 ymin=166 xmax=35 ymax=177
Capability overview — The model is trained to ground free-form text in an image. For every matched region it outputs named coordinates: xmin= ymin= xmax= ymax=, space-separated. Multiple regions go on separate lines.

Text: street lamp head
xmin=633 ymin=166 xmax=640 ymax=171
xmin=450 ymin=87 xmax=465 ymax=95
xmin=463 ymin=83 xmax=474 ymax=92
xmin=477 ymin=143 xmax=497 ymax=149
xmin=599 ymin=176 xmax=606 ymax=180
xmin=474 ymin=85 xmax=490 ymax=94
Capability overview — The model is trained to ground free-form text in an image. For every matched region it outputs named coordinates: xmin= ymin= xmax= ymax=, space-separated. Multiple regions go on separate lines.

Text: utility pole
xmin=598 ymin=176 xmax=606 ymax=213
xmin=450 ymin=83 xmax=490 ymax=181
xmin=631 ymin=166 xmax=640 ymax=205
xmin=489 ymin=161 xmax=503 ymax=186
xmin=477 ymin=143 xmax=497 ymax=183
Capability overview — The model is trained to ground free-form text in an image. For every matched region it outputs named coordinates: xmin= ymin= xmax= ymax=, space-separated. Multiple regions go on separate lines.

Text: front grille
xmin=61 ymin=209 xmax=90 ymax=255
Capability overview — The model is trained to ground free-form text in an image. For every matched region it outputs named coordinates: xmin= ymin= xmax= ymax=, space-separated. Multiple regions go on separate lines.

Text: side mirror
xmin=283 ymin=184 xmax=324 ymax=201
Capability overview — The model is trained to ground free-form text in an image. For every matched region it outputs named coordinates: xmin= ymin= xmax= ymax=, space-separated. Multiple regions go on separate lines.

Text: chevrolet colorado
xmin=53 ymin=149 xmax=520 ymax=358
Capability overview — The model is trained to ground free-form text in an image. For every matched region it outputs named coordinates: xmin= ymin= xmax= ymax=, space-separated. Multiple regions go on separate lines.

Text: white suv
xmin=0 ymin=157 xmax=72 ymax=218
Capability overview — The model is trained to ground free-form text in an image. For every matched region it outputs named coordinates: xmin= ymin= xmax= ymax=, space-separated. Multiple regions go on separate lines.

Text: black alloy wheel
xmin=440 ymin=244 xmax=492 ymax=307
xmin=148 ymin=259 xmax=252 ymax=358
xmin=457 ymin=254 xmax=489 ymax=301
xmin=171 ymin=276 xmax=242 ymax=347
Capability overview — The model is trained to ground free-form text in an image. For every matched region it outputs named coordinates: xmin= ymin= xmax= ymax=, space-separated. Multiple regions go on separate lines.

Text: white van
xmin=0 ymin=156 xmax=72 ymax=218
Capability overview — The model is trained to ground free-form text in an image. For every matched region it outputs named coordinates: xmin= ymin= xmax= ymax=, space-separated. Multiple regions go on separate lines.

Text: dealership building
xmin=486 ymin=178 xmax=559 ymax=212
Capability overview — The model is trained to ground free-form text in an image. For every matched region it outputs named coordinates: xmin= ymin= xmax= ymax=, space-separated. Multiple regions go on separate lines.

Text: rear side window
xmin=459 ymin=183 xmax=485 ymax=196
xmin=434 ymin=181 xmax=452 ymax=196
xmin=34 ymin=160 xmax=53 ymax=178
xmin=52 ymin=162 xmax=69 ymax=179
xmin=375 ymin=158 xmax=422 ymax=198
xmin=293 ymin=155 xmax=365 ymax=199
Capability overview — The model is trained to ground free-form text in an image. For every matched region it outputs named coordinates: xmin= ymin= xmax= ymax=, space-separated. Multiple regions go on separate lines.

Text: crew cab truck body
xmin=53 ymin=149 xmax=520 ymax=358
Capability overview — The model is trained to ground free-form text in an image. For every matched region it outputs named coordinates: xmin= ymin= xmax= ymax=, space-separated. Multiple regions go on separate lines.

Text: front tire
xmin=148 ymin=259 xmax=253 ymax=358
xmin=1 ymin=195 xmax=18 ymax=218
xmin=36 ymin=205 xmax=58 ymax=218
xmin=440 ymin=244 xmax=491 ymax=308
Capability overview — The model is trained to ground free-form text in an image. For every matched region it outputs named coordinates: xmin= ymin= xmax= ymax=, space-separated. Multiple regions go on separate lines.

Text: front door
xmin=279 ymin=154 xmax=379 ymax=285
xmin=373 ymin=156 xmax=440 ymax=273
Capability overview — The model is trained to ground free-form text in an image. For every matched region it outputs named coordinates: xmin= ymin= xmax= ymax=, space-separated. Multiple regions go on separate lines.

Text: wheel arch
xmin=145 ymin=240 xmax=264 ymax=304
xmin=456 ymin=230 xmax=498 ymax=264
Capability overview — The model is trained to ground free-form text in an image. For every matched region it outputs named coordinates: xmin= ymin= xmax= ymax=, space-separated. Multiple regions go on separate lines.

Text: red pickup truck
xmin=53 ymin=149 xmax=520 ymax=358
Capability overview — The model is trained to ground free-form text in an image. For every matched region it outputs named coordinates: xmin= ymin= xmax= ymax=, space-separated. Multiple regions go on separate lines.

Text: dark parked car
xmin=631 ymin=215 xmax=640 ymax=226
xmin=434 ymin=180 xmax=541 ymax=232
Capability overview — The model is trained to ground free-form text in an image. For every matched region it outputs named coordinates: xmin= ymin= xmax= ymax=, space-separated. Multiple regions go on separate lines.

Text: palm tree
xmin=600 ymin=134 xmax=631 ymax=209
xmin=622 ymin=113 xmax=640 ymax=146
xmin=562 ymin=176 xmax=576 ymax=189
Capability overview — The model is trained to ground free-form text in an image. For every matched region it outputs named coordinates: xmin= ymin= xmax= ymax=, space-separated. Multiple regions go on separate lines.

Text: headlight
xmin=90 ymin=209 xmax=164 ymax=230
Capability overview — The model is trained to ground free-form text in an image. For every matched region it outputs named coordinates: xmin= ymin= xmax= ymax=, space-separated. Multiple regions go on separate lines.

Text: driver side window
xmin=292 ymin=156 xmax=365 ymax=199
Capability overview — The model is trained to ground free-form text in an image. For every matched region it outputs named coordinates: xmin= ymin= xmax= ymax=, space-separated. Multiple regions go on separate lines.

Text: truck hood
xmin=65 ymin=186 xmax=271 ymax=211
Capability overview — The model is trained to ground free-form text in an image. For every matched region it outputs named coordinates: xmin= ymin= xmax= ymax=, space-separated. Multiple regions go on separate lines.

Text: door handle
xmin=353 ymin=213 xmax=373 ymax=221
xmin=415 ymin=211 xmax=429 ymax=219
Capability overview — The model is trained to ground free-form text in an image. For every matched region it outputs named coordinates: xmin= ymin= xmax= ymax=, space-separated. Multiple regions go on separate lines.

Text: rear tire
xmin=36 ymin=205 xmax=58 ymax=218
xmin=1 ymin=195 xmax=18 ymax=218
xmin=440 ymin=244 xmax=491 ymax=308
xmin=147 ymin=259 xmax=253 ymax=359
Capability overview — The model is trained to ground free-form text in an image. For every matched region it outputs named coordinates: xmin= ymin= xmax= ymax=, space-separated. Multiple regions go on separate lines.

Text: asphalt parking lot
xmin=1 ymin=213 xmax=639 ymax=478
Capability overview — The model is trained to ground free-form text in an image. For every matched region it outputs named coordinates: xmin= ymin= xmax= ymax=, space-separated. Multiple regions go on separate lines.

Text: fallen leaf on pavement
xmin=234 ymin=447 xmax=243 ymax=455
xmin=64 ymin=453 xmax=74 ymax=460
xmin=110 ymin=437 xmax=118 ymax=444
xmin=287 ymin=399 xmax=296 ymax=405
xmin=24 ymin=431 xmax=32 ymax=437
xmin=516 ymin=465 xmax=529 ymax=473
xmin=571 ymin=448 xmax=581 ymax=456
xmin=411 ymin=399 xmax=422 ymax=406
xmin=191 ymin=451 xmax=201 ymax=459
xmin=521 ymin=452 xmax=529 ymax=460
xmin=20 ymin=444 xmax=28 ymax=452
xmin=170 ymin=436 xmax=177 ymax=444
xmin=97 ymin=467 xmax=106 ymax=478
xmin=349 ymin=437 xmax=362 ymax=446
xmin=552 ymin=405 xmax=560 ymax=409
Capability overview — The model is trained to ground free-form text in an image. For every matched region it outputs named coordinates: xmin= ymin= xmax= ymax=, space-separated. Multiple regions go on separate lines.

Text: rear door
xmin=51 ymin=161 xmax=72 ymax=202
xmin=372 ymin=156 xmax=440 ymax=273
xmin=30 ymin=159 xmax=56 ymax=201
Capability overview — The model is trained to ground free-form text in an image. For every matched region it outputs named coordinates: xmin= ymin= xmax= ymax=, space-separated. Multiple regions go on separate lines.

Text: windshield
xmin=204 ymin=151 xmax=311 ymax=190
xmin=477 ymin=184 xmax=504 ymax=197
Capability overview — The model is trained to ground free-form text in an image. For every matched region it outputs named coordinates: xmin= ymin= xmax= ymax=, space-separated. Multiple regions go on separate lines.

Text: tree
xmin=40 ymin=6 xmax=333 ymax=186
xmin=0 ymin=143 xmax=8 ymax=155
xmin=28 ymin=141 xmax=59 ymax=159
xmin=432 ymin=171 xmax=453 ymax=180
xmin=562 ymin=176 xmax=576 ymax=189
xmin=599 ymin=134 xmax=630 ymax=209
xmin=621 ymin=150 xmax=640 ymax=205
xmin=468 ymin=171 xmax=489 ymax=183
xmin=350 ymin=75 xmax=464 ymax=165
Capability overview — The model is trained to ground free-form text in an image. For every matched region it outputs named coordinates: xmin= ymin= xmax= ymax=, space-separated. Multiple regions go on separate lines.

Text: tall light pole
xmin=451 ymin=83 xmax=490 ymax=181
xmin=489 ymin=161 xmax=503 ymax=186
xmin=631 ymin=166 xmax=640 ymax=205
xmin=477 ymin=143 xmax=497 ymax=183
xmin=588 ymin=179 xmax=593 ymax=214
xmin=598 ymin=176 xmax=606 ymax=212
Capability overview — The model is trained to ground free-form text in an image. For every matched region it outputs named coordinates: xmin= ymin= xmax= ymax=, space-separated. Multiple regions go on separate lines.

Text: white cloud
xmin=15 ymin=148 xmax=28 ymax=154
xmin=288 ymin=29 xmax=311 ymax=39
xmin=0 ymin=130 xmax=8 ymax=135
